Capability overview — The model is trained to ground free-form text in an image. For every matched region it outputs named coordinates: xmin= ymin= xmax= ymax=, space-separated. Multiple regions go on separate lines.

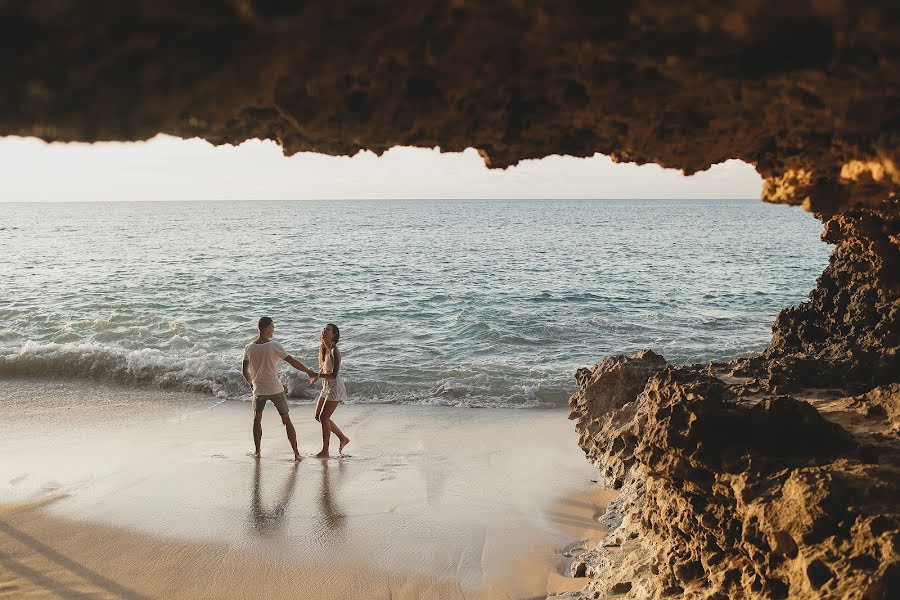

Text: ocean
xmin=0 ymin=199 xmax=830 ymax=408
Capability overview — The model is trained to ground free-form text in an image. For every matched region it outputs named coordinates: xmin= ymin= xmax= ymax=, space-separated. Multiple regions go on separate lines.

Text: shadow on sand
xmin=0 ymin=518 xmax=152 ymax=600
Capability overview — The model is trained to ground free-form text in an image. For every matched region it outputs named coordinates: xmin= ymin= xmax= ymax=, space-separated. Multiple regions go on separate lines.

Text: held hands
xmin=301 ymin=365 xmax=319 ymax=385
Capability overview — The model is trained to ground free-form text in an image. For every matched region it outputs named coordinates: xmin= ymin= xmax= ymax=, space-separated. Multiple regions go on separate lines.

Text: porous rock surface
xmin=567 ymin=359 xmax=899 ymax=599
xmin=564 ymin=197 xmax=898 ymax=598
xmin=567 ymin=349 xmax=667 ymax=489
xmin=760 ymin=210 xmax=899 ymax=393
xmin=0 ymin=2 xmax=898 ymax=599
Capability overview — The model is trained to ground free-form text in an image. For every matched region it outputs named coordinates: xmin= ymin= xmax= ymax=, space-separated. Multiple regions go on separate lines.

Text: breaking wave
xmin=0 ymin=341 xmax=564 ymax=408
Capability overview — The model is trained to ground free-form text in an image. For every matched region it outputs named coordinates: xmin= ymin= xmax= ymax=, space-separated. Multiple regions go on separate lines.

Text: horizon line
xmin=0 ymin=197 xmax=767 ymax=204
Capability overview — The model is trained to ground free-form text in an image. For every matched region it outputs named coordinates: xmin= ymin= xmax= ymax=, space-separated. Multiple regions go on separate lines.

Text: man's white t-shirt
xmin=243 ymin=340 xmax=289 ymax=395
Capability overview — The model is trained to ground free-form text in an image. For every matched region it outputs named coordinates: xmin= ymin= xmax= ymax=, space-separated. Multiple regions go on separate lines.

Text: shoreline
xmin=0 ymin=379 xmax=612 ymax=599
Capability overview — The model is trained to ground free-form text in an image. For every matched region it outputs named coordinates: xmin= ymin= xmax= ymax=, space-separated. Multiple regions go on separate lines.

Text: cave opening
xmin=0 ymin=135 xmax=831 ymax=408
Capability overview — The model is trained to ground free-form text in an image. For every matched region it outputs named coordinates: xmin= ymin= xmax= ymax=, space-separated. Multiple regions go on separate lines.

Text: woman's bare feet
xmin=314 ymin=450 xmax=329 ymax=458
xmin=338 ymin=436 xmax=350 ymax=456
xmin=293 ymin=452 xmax=302 ymax=462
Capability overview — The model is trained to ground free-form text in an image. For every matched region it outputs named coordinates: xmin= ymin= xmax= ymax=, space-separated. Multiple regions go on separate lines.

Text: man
xmin=242 ymin=316 xmax=314 ymax=461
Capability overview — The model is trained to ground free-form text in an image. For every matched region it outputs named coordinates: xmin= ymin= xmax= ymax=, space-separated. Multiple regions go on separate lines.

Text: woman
xmin=311 ymin=323 xmax=350 ymax=458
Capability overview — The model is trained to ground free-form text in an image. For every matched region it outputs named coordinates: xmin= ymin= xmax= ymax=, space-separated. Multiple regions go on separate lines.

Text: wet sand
xmin=0 ymin=379 xmax=612 ymax=599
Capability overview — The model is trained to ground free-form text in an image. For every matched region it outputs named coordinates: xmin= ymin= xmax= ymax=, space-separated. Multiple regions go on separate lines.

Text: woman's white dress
xmin=318 ymin=349 xmax=347 ymax=403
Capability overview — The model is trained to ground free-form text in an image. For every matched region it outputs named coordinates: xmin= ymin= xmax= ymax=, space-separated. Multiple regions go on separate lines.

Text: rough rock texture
xmin=853 ymin=384 xmax=900 ymax=433
xmin=1 ymin=1 xmax=899 ymax=213
xmin=760 ymin=210 xmax=900 ymax=393
xmin=567 ymin=364 xmax=900 ymax=599
xmin=1 ymin=2 xmax=898 ymax=599
xmin=567 ymin=349 xmax=667 ymax=487
xmin=566 ymin=220 xmax=899 ymax=598
xmin=569 ymin=350 xmax=667 ymax=421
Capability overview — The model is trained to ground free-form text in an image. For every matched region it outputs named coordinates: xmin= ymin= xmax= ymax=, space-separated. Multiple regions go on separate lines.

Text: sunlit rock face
xmin=570 ymin=362 xmax=899 ymax=599
xmin=568 ymin=210 xmax=898 ymax=597
xmin=1 ymin=1 xmax=898 ymax=598
xmin=567 ymin=350 xmax=667 ymax=488
xmin=762 ymin=210 xmax=899 ymax=393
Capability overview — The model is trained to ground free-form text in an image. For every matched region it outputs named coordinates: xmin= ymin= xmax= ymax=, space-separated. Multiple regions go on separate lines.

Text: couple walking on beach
xmin=241 ymin=316 xmax=349 ymax=462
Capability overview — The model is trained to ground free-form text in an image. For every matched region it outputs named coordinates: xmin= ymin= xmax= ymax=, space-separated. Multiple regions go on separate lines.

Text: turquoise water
xmin=0 ymin=199 xmax=830 ymax=407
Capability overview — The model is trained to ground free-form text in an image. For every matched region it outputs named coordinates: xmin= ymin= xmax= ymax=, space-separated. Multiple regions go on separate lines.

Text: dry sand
xmin=0 ymin=378 xmax=612 ymax=599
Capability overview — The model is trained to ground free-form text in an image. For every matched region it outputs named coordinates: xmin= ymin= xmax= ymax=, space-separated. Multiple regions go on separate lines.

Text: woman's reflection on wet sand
xmin=318 ymin=459 xmax=346 ymax=531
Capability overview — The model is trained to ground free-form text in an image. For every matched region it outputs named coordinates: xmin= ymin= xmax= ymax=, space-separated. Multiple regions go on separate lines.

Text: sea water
xmin=0 ymin=199 xmax=830 ymax=408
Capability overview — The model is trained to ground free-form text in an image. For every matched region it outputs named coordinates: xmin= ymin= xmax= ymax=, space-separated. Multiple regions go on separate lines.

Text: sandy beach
xmin=0 ymin=378 xmax=612 ymax=599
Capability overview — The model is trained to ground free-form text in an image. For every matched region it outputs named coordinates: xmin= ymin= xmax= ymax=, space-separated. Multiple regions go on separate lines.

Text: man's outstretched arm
xmin=284 ymin=355 xmax=313 ymax=376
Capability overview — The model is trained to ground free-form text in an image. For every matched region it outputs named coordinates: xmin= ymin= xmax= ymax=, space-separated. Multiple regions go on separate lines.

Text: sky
xmin=0 ymin=134 xmax=763 ymax=202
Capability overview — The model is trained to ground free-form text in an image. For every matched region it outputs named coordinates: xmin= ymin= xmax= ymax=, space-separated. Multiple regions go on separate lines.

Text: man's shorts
xmin=253 ymin=392 xmax=289 ymax=415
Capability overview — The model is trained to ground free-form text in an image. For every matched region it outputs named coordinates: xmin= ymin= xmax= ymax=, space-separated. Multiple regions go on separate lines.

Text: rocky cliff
xmin=567 ymin=351 xmax=898 ymax=598
xmin=1 ymin=1 xmax=897 ymax=598
xmin=566 ymin=201 xmax=897 ymax=599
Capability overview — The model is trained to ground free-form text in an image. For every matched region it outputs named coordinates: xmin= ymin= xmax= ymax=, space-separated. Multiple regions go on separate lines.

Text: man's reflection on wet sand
xmin=250 ymin=459 xmax=299 ymax=536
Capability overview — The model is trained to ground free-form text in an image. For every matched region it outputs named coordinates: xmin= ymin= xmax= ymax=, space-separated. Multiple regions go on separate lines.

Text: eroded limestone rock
xmin=852 ymin=384 xmax=900 ymax=433
xmin=567 ymin=361 xmax=899 ymax=599
xmin=567 ymin=349 xmax=666 ymax=489
xmin=764 ymin=209 xmax=900 ymax=393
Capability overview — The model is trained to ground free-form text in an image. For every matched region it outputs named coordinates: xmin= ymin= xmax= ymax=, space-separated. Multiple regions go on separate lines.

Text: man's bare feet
xmin=314 ymin=450 xmax=329 ymax=458
xmin=338 ymin=437 xmax=350 ymax=456
xmin=293 ymin=453 xmax=302 ymax=462
xmin=253 ymin=450 xmax=261 ymax=458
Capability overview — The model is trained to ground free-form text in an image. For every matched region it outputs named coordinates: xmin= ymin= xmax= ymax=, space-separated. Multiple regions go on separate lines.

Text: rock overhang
xmin=2 ymin=0 xmax=898 ymax=216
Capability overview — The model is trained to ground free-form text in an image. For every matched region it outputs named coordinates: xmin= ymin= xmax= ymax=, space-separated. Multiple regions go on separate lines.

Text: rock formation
xmin=567 ymin=356 xmax=898 ymax=598
xmin=0 ymin=1 xmax=897 ymax=598
xmin=1 ymin=1 xmax=898 ymax=209
xmin=568 ymin=350 xmax=668 ymax=489
xmin=761 ymin=210 xmax=899 ymax=393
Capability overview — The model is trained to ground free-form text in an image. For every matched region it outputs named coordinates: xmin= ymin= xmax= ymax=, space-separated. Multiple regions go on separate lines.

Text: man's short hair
xmin=258 ymin=316 xmax=274 ymax=331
